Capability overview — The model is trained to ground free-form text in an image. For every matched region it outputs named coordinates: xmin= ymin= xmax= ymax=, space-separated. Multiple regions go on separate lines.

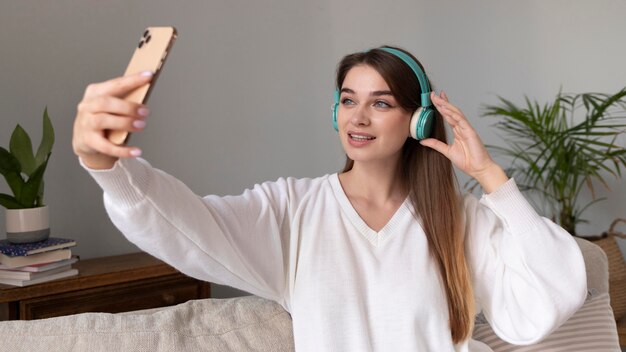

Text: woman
xmin=72 ymin=46 xmax=587 ymax=351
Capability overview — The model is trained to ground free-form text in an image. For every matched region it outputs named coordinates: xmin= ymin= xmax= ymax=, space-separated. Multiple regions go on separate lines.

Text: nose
xmin=349 ymin=106 xmax=370 ymax=127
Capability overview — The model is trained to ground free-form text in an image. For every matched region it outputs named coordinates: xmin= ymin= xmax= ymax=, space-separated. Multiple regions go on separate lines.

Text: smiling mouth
xmin=349 ymin=134 xmax=376 ymax=141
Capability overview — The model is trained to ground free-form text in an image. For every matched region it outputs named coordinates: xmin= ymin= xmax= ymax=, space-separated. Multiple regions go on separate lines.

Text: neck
xmin=339 ymin=156 xmax=407 ymax=205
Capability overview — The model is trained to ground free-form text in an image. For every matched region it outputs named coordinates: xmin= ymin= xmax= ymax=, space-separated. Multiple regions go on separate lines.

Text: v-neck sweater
xmin=82 ymin=157 xmax=587 ymax=352
xmin=331 ymin=176 xmax=411 ymax=246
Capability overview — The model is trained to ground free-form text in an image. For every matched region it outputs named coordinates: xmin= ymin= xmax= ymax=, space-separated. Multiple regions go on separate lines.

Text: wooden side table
xmin=0 ymin=252 xmax=210 ymax=320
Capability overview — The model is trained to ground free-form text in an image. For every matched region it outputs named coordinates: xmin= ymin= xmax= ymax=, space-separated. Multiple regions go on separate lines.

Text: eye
xmin=374 ymin=100 xmax=392 ymax=108
xmin=341 ymin=98 xmax=355 ymax=105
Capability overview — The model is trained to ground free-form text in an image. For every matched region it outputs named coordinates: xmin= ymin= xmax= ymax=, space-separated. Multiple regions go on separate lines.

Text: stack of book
xmin=0 ymin=237 xmax=79 ymax=287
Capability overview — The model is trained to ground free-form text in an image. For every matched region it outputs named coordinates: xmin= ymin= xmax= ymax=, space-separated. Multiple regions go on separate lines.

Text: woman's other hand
xmin=419 ymin=91 xmax=508 ymax=193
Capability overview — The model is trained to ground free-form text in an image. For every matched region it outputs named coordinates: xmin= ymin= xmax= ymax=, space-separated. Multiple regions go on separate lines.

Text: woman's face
xmin=337 ymin=64 xmax=411 ymax=165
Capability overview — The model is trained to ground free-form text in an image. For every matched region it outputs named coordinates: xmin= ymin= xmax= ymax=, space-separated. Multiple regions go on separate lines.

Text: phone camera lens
xmin=138 ymin=29 xmax=151 ymax=48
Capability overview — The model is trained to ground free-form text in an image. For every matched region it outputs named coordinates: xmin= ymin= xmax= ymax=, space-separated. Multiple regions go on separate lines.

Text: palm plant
xmin=469 ymin=87 xmax=626 ymax=236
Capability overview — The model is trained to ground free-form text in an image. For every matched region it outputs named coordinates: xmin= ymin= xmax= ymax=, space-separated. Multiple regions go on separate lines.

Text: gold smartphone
xmin=106 ymin=26 xmax=178 ymax=145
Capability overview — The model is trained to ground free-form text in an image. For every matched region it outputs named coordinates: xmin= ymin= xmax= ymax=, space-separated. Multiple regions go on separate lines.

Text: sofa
xmin=0 ymin=237 xmax=620 ymax=352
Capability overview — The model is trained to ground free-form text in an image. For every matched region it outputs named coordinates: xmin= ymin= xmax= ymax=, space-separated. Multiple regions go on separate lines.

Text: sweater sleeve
xmin=463 ymin=178 xmax=587 ymax=345
xmin=81 ymin=157 xmax=294 ymax=307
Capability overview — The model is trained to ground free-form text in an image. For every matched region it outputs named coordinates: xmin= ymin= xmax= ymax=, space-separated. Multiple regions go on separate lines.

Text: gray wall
xmin=1 ymin=1 xmax=625 ymax=298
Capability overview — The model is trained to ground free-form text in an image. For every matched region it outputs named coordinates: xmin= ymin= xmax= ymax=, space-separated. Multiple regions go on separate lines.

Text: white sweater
xmin=83 ymin=157 xmax=587 ymax=352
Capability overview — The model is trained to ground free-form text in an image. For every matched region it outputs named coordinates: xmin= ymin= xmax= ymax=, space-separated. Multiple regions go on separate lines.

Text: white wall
xmin=1 ymin=0 xmax=625 ymax=298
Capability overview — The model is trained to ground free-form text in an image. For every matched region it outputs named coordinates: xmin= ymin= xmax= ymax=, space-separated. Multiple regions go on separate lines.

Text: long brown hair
xmin=336 ymin=46 xmax=475 ymax=344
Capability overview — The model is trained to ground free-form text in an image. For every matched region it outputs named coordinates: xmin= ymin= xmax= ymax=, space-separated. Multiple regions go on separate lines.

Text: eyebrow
xmin=340 ymin=87 xmax=394 ymax=97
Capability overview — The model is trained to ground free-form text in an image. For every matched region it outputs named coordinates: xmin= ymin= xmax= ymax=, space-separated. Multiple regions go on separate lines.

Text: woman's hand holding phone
xmin=73 ymin=26 xmax=176 ymax=170
xmin=72 ymin=71 xmax=153 ymax=170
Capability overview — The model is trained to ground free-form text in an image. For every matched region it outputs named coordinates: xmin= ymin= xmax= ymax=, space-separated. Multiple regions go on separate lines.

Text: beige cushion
xmin=574 ymin=236 xmax=609 ymax=295
xmin=472 ymin=292 xmax=619 ymax=351
xmin=0 ymin=296 xmax=295 ymax=352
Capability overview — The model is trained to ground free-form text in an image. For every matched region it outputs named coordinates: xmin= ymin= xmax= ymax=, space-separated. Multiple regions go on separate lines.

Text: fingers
xmin=84 ymin=71 xmax=153 ymax=99
xmin=431 ymin=91 xmax=462 ymax=116
xmin=74 ymin=131 xmax=142 ymax=159
xmin=73 ymin=72 xmax=154 ymax=168
xmin=73 ymin=112 xmax=146 ymax=152
xmin=441 ymin=90 xmax=449 ymax=102
xmin=84 ymin=112 xmax=147 ymax=133
xmin=430 ymin=91 xmax=471 ymax=130
xmin=90 ymin=134 xmax=142 ymax=159
xmin=78 ymin=95 xmax=149 ymax=120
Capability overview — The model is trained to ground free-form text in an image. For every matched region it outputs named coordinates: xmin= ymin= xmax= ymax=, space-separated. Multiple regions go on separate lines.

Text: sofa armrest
xmin=573 ymin=236 xmax=609 ymax=295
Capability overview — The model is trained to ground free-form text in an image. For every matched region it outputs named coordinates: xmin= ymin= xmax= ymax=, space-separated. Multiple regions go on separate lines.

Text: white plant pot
xmin=5 ymin=205 xmax=50 ymax=244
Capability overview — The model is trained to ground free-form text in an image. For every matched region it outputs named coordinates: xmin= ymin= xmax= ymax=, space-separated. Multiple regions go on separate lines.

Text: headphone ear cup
xmin=332 ymin=103 xmax=339 ymax=131
xmin=332 ymin=90 xmax=340 ymax=132
xmin=409 ymin=107 xmax=435 ymax=140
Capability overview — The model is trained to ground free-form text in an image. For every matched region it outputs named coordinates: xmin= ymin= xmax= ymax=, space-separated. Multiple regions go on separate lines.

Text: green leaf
xmin=0 ymin=146 xmax=21 ymax=175
xmin=9 ymin=124 xmax=37 ymax=176
xmin=0 ymin=193 xmax=24 ymax=209
xmin=36 ymin=179 xmax=45 ymax=207
xmin=35 ymin=107 xmax=55 ymax=167
xmin=479 ymin=86 xmax=626 ymax=234
xmin=18 ymin=154 xmax=48 ymax=208
xmin=0 ymin=146 xmax=25 ymax=200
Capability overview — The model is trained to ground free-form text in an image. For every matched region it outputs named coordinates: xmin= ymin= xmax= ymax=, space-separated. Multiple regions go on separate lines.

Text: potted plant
xmin=469 ymin=88 xmax=626 ymax=321
xmin=467 ymin=87 xmax=626 ymax=236
xmin=0 ymin=108 xmax=54 ymax=243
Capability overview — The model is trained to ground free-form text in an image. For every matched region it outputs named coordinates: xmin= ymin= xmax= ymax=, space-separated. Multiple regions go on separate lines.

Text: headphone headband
xmin=377 ymin=47 xmax=432 ymax=108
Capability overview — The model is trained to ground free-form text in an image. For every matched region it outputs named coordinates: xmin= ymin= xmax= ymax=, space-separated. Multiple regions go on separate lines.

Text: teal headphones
xmin=332 ymin=47 xmax=435 ymax=140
